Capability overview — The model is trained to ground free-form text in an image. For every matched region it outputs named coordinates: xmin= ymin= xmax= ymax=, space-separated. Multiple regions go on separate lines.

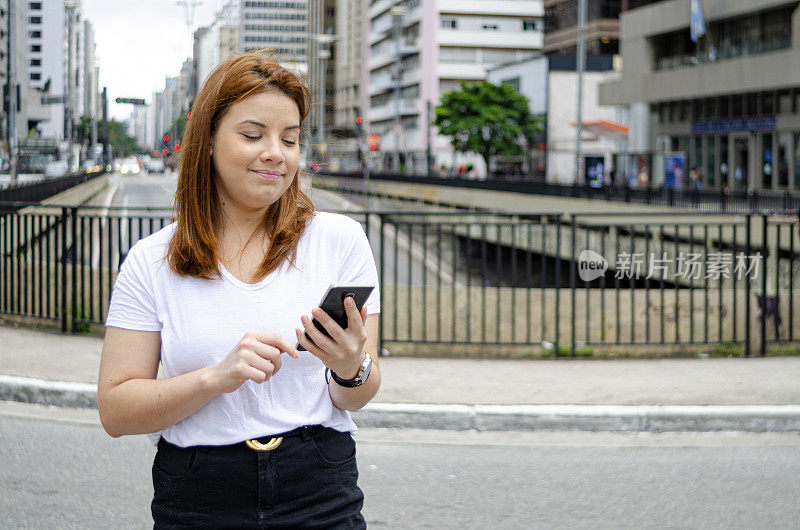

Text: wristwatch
xmin=329 ymin=353 xmax=373 ymax=387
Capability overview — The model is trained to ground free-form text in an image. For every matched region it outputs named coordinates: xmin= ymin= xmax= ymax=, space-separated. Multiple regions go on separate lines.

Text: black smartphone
xmin=296 ymin=285 xmax=375 ymax=351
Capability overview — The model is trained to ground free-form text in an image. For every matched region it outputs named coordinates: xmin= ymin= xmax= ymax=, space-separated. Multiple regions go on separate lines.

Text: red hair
xmin=168 ymin=52 xmax=315 ymax=280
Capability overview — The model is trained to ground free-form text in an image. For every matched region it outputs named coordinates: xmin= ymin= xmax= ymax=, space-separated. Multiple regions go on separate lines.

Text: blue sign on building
xmin=691 ymin=117 xmax=776 ymax=134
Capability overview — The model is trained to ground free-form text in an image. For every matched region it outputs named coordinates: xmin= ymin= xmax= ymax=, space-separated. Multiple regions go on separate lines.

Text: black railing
xmin=0 ymin=170 xmax=106 ymax=205
xmin=322 ymin=171 xmax=800 ymax=214
xmin=1 ymin=203 xmax=798 ymax=356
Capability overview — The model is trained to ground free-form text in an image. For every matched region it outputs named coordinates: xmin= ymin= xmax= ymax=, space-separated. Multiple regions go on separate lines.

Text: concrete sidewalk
xmin=2 ymin=323 xmax=799 ymax=432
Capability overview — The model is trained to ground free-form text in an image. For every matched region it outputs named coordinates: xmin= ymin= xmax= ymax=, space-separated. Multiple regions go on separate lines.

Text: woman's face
xmin=210 ymin=90 xmax=301 ymax=214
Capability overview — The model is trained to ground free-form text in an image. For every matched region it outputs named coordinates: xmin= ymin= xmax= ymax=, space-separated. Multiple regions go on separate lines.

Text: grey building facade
xmin=600 ymin=0 xmax=800 ymax=191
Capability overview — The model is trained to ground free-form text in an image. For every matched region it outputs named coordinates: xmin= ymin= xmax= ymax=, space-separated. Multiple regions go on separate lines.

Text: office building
xmin=600 ymin=0 xmax=800 ymax=190
xmin=368 ymin=0 xmax=544 ymax=174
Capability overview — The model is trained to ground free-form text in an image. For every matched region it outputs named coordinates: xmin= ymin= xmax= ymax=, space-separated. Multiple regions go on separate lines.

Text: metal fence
xmin=0 ymin=171 xmax=107 ymax=205
xmin=326 ymin=171 xmax=800 ymax=214
xmin=1 ymin=203 xmax=798 ymax=356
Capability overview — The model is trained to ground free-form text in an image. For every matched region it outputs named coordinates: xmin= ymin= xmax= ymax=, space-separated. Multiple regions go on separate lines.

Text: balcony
xmin=438 ymin=0 xmax=543 ymax=17
xmin=437 ymin=62 xmax=489 ymax=80
xmin=438 ymin=29 xmax=542 ymax=49
xmin=370 ymin=99 xmax=420 ymax=123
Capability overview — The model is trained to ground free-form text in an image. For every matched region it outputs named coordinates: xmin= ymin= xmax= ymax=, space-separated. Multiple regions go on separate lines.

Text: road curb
xmin=353 ymin=403 xmax=800 ymax=433
xmin=0 ymin=375 xmax=96 ymax=409
xmin=3 ymin=375 xmax=800 ymax=433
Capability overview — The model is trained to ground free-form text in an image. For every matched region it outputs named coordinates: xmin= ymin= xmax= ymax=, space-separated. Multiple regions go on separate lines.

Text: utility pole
xmin=65 ymin=1 xmax=79 ymax=171
xmin=426 ymin=100 xmax=433 ymax=176
xmin=7 ymin=0 xmax=18 ymax=181
xmin=574 ymin=0 xmax=587 ymax=185
xmin=391 ymin=4 xmax=407 ymax=172
xmin=102 ymin=87 xmax=109 ymax=167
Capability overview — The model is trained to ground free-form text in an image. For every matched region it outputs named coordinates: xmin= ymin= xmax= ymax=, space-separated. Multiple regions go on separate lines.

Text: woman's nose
xmin=259 ymin=138 xmax=284 ymax=163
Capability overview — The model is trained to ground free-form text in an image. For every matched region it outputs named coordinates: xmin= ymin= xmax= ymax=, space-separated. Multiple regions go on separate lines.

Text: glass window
xmin=778 ymin=90 xmax=792 ymax=114
xmin=693 ymin=136 xmax=702 ymax=170
xmin=691 ymin=99 xmax=701 ymax=120
xmin=679 ymin=101 xmax=689 ymax=121
xmin=718 ymin=96 xmax=729 ymax=118
xmin=794 ymin=89 xmax=800 ymax=114
xmin=705 ymin=136 xmax=716 ymax=188
xmin=762 ymin=92 xmax=775 ymax=115
xmin=778 ymin=133 xmax=791 ymax=188
xmin=440 ymin=18 xmax=457 ymax=29
xmin=522 ymin=19 xmax=538 ymax=31
xmin=719 ymin=135 xmax=729 ymax=183
xmin=746 ymin=93 xmax=758 ymax=116
xmin=763 ymin=133 xmax=774 ymax=187
xmin=795 ymin=133 xmax=800 ymax=188
xmin=731 ymin=95 xmax=743 ymax=117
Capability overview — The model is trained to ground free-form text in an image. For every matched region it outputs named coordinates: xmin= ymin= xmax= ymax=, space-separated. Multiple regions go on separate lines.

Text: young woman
xmin=98 ymin=53 xmax=380 ymax=528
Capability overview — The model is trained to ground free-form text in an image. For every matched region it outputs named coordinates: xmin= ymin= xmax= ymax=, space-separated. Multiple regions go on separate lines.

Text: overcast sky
xmin=83 ymin=0 xmax=221 ymax=120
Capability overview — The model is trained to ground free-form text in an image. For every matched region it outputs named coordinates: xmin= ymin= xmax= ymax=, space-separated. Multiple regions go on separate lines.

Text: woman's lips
xmin=251 ymin=170 xmax=283 ymax=180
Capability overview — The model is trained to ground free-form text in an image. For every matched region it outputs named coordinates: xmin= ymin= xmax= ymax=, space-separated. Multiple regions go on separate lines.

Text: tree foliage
xmin=434 ymin=81 xmax=541 ymax=169
xmin=76 ymin=116 xmax=140 ymax=158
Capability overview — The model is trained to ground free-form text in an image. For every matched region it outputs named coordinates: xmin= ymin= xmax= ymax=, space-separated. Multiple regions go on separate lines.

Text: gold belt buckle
xmin=245 ymin=437 xmax=283 ymax=451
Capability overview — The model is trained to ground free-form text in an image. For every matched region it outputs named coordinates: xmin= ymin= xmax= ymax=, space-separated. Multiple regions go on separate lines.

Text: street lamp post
xmin=574 ymin=0 xmax=587 ymax=185
xmin=64 ymin=0 xmax=79 ymax=171
xmin=312 ymin=33 xmax=337 ymax=166
xmin=391 ymin=4 xmax=407 ymax=173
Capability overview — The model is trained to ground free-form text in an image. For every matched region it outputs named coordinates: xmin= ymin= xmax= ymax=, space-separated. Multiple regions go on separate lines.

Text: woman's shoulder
xmin=309 ymin=210 xmax=362 ymax=234
xmin=127 ymin=222 xmax=177 ymax=263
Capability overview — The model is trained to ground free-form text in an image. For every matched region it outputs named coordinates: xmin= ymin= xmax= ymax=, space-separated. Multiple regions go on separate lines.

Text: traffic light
xmin=354 ymin=108 xmax=364 ymax=138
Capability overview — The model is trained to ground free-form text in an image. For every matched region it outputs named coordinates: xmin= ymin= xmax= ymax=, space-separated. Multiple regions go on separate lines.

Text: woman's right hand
xmin=209 ymin=332 xmax=300 ymax=394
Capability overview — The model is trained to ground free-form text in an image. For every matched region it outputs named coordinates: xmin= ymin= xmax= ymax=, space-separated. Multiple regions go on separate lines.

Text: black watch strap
xmin=328 ymin=354 xmax=372 ymax=387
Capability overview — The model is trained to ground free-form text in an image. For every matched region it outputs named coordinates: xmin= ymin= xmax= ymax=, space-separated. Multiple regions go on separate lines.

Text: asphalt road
xmin=2 ymin=402 xmax=799 ymax=529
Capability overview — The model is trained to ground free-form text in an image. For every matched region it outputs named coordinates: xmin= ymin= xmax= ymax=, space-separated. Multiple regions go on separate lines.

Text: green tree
xmin=434 ymin=81 xmax=541 ymax=171
xmin=76 ymin=116 xmax=140 ymax=158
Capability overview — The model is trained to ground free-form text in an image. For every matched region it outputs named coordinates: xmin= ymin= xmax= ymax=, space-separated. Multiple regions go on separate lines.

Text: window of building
xmin=29 ymin=30 xmax=41 ymax=39
xmin=746 ymin=93 xmax=758 ymax=116
xmin=440 ymin=18 xmax=456 ymax=29
xmin=778 ymin=90 xmax=792 ymax=114
xmin=691 ymin=99 xmax=701 ymax=121
xmin=30 ymin=73 xmax=40 ymax=81
xmin=718 ymin=96 xmax=729 ymax=118
xmin=30 ymin=58 xmax=40 ymax=67
xmin=731 ymin=94 xmax=743 ymax=117
xmin=522 ymin=19 xmax=538 ymax=31
xmin=30 ymin=44 xmax=41 ymax=52
xmin=652 ymin=4 xmax=794 ymax=71
xmin=29 ymin=2 xmax=42 ymax=10
xmin=481 ymin=24 xmax=499 ymax=31
xmin=502 ymin=77 xmax=521 ymax=92
xmin=761 ymin=91 xmax=775 ymax=115
xmin=29 ymin=16 xmax=41 ymax=24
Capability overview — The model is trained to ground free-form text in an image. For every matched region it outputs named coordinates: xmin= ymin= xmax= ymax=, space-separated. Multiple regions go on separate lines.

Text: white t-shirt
xmin=105 ymin=211 xmax=381 ymax=447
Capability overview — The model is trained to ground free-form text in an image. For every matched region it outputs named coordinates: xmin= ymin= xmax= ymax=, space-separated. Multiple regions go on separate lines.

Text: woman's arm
xmin=98 ymin=327 xmax=299 ymax=437
xmin=97 ymin=327 xmax=219 ymax=437
xmin=327 ymin=314 xmax=381 ymax=411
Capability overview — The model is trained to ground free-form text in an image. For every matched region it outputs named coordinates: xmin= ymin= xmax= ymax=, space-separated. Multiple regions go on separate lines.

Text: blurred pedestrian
xmin=98 ymin=52 xmax=380 ymax=528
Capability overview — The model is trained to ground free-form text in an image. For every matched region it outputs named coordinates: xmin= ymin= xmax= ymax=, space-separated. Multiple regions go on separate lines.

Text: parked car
xmin=146 ymin=158 xmax=165 ymax=173
xmin=44 ymin=160 xmax=68 ymax=178
xmin=119 ymin=157 xmax=140 ymax=175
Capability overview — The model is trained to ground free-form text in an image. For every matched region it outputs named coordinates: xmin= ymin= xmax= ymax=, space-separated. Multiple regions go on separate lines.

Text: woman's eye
xmin=242 ymin=134 xmax=261 ymax=140
xmin=283 ymin=139 xmax=297 ymax=146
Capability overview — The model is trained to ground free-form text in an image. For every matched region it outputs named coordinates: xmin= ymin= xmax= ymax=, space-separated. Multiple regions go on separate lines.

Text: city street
xmin=2 ymin=401 xmax=799 ymax=529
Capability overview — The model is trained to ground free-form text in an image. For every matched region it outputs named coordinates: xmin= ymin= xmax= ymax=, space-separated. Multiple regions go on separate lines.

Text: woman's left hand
xmin=296 ymin=296 xmax=369 ymax=380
